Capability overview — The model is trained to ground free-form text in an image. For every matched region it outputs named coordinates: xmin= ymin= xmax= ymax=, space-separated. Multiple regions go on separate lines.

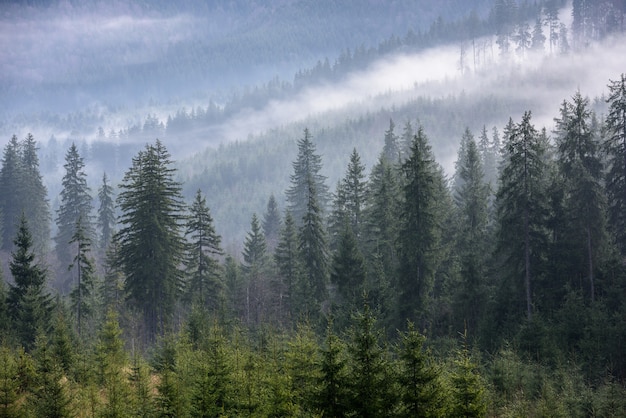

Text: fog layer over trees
xmin=1 ymin=0 xmax=626 ymax=416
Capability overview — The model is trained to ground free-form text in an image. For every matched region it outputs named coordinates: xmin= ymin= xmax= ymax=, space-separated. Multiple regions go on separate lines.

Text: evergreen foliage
xmin=273 ymin=210 xmax=300 ymax=326
xmin=605 ymin=73 xmax=626 ymax=254
xmin=68 ymin=216 xmax=97 ymax=336
xmin=396 ymin=322 xmax=443 ymax=417
xmin=297 ymin=177 xmax=329 ymax=320
xmin=397 ymin=127 xmax=442 ymax=326
xmin=115 ymin=140 xmax=186 ymax=342
xmin=242 ymin=213 xmax=270 ymax=325
xmin=554 ymin=91 xmax=607 ymax=303
xmin=55 ymin=143 xmax=94 ymax=292
xmin=184 ymin=190 xmax=224 ymax=312
xmin=7 ymin=215 xmax=52 ymax=352
xmin=495 ymin=112 xmax=549 ymax=323
xmin=0 ymin=136 xmax=23 ymax=252
xmin=453 ymin=134 xmax=490 ymax=334
xmin=262 ymin=194 xmax=281 ymax=252
xmin=286 ymin=128 xmax=329 ymax=226
xmin=19 ymin=134 xmax=50 ymax=256
xmin=97 ymin=172 xmax=116 ymax=252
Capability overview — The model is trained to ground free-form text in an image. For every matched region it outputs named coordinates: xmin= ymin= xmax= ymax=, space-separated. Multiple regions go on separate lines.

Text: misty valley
xmin=1 ymin=0 xmax=626 ymax=417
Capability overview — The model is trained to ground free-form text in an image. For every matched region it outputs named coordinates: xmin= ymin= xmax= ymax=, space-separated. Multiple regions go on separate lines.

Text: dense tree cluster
xmin=2 ymin=75 xmax=626 ymax=415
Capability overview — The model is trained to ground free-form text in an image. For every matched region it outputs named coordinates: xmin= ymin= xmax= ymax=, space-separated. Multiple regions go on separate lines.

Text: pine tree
xmin=0 ymin=136 xmax=23 ymax=251
xmin=297 ymin=178 xmax=329 ymax=319
xmin=101 ymin=236 xmax=124 ymax=313
xmin=286 ymin=128 xmax=329 ymax=227
xmin=191 ymin=324 xmax=232 ymax=417
xmin=0 ymin=272 xmax=8 ymax=341
xmin=316 ymin=320 xmax=349 ymax=417
xmin=286 ymin=322 xmax=320 ymax=414
xmin=115 ymin=140 xmax=186 ymax=342
xmin=342 ymin=149 xmax=367 ymax=242
xmin=184 ymin=190 xmax=223 ymax=311
xmin=554 ymin=91 xmax=607 ymax=302
xmin=397 ymin=127 xmax=441 ymax=326
xmin=330 ymin=225 xmax=367 ymax=329
xmin=531 ymin=18 xmax=546 ymax=50
xmin=223 ymin=255 xmax=245 ymax=323
xmin=20 ymin=134 xmax=50 ymax=256
xmin=0 ymin=345 xmax=22 ymax=418
xmin=449 ymin=332 xmax=487 ymax=418
xmin=49 ymin=303 xmax=76 ymax=377
xmin=55 ymin=143 xmax=94 ymax=292
xmin=347 ymin=303 xmax=390 ymax=418
xmin=129 ymin=354 xmax=155 ymax=418
xmin=96 ymin=310 xmax=131 ymax=418
xmin=396 ymin=322 xmax=442 ymax=418
xmin=97 ymin=172 xmax=116 ymax=252
xmin=382 ymin=119 xmax=400 ymax=163
xmin=273 ymin=210 xmax=300 ymax=325
xmin=363 ymin=155 xmax=400 ymax=307
xmin=29 ymin=331 xmax=73 ymax=418
xmin=453 ymin=137 xmax=490 ymax=334
xmin=605 ymin=74 xmax=626 ymax=255
xmin=7 ymin=215 xmax=52 ymax=351
xmin=495 ymin=111 xmax=549 ymax=321
xmin=242 ymin=213 xmax=269 ymax=325
xmin=68 ymin=216 xmax=97 ymax=336
xmin=262 ymin=194 xmax=281 ymax=252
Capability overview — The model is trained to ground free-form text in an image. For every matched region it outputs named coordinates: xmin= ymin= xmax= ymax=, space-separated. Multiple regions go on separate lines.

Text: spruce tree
xmin=115 ymin=140 xmax=185 ymax=342
xmin=316 ymin=321 xmax=349 ymax=417
xmin=453 ymin=137 xmax=490 ymax=334
xmin=397 ymin=127 xmax=441 ymax=326
xmin=7 ymin=215 xmax=52 ymax=351
xmin=55 ymin=143 xmax=94 ymax=291
xmin=20 ymin=134 xmax=50 ymax=256
xmin=329 ymin=149 xmax=366 ymax=251
xmin=286 ymin=128 xmax=329 ymax=227
xmin=347 ymin=303 xmax=390 ymax=418
xmin=97 ymin=172 xmax=116 ymax=252
xmin=274 ymin=211 xmax=300 ymax=325
xmin=554 ymin=91 xmax=607 ymax=302
xmin=495 ymin=111 xmax=549 ymax=322
xmin=0 ymin=136 xmax=23 ymax=251
xmin=242 ymin=213 xmax=269 ymax=325
xmin=0 ymin=272 xmax=8 ymax=340
xmin=605 ymin=74 xmax=626 ymax=255
xmin=449 ymin=332 xmax=487 ymax=418
xmin=96 ymin=310 xmax=131 ymax=418
xmin=330 ymin=225 xmax=367 ymax=329
xmin=184 ymin=190 xmax=223 ymax=311
xmin=396 ymin=322 xmax=442 ymax=418
xmin=29 ymin=331 xmax=73 ymax=418
xmin=297 ymin=178 xmax=329 ymax=319
xmin=0 ymin=346 xmax=22 ymax=417
xmin=363 ymin=155 xmax=400 ymax=311
xmin=191 ymin=324 xmax=232 ymax=417
xmin=382 ymin=119 xmax=400 ymax=163
xmin=262 ymin=194 xmax=281 ymax=252
xmin=68 ymin=216 xmax=96 ymax=336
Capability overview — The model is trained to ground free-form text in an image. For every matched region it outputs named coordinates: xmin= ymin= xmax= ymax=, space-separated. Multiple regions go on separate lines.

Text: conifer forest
xmin=1 ymin=0 xmax=626 ymax=416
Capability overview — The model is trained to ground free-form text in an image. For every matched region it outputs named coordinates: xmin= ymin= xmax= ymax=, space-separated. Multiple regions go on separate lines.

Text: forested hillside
xmin=1 ymin=0 xmax=626 ymax=416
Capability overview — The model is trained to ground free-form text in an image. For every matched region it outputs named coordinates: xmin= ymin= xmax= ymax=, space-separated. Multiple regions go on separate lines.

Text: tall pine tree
xmin=55 ymin=143 xmax=94 ymax=292
xmin=495 ymin=112 xmax=549 ymax=322
xmin=115 ymin=140 xmax=185 ymax=342
xmin=286 ymin=128 xmax=329 ymax=227
xmin=184 ymin=190 xmax=224 ymax=312
xmin=7 ymin=215 xmax=52 ymax=351
xmin=397 ymin=127 xmax=441 ymax=327
xmin=605 ymin=74 xmax=626 ymax=255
